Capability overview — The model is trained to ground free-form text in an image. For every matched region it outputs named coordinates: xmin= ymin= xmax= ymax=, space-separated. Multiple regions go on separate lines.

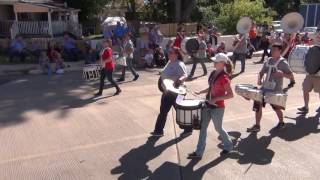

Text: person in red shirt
xmin=95 ymin=39 xmax=121 ymax=96
xmin=188 ymin=53 xmax=234 ymax=159
xmin=172 ymin=28 xmax=185 ymax=48
xmin=249 ymin=22 xmax=257 ymax=49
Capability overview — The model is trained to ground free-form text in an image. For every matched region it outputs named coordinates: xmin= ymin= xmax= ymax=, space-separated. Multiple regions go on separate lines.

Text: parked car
xmin=302 ymin=27 xmax=317 ymax=40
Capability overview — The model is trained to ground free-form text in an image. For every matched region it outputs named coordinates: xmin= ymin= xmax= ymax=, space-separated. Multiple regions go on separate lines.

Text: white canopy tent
xmin=101 ymin=16 xmax=127 ymax=27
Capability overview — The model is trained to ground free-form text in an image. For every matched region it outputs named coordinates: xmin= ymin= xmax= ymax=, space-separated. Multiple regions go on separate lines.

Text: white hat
xmin=210 ymin=53 xmax=229 ymax=63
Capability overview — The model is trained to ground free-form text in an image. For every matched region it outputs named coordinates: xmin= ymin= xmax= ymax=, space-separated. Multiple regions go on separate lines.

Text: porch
xmin=0 ymin=2 xmax=82 ymax=38
xmin=9 ymin=20 xmax=82 ymax=37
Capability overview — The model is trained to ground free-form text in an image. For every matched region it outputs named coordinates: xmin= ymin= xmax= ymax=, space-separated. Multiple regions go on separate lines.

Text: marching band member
xmin=95 ymin=39 xmax=121 ymax=96
xmin=151 ymin=47 xmax=192 ymax=137
xmin=298 ymin=28 xmax=320 ymax=113
xmin=188 ymin=32 xmax=208 ymax=79
xmin=188 ymin=53 xmax=234 ymax=159
xmin=231 ymin=34 xmax=248 ymax=73
xmin=118 ymin=33 xmax=139 ymax=82
xmin=247 ymin=42 xmax=294 ymax=133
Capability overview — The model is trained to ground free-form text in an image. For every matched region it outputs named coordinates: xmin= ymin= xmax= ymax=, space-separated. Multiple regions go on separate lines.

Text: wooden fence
xmin=159 ymin=23 xmax=197 ymax=37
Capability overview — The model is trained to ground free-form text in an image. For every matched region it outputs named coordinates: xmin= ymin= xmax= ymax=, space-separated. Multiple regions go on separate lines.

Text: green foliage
xmin=64 ymin=0 xmax=109 ymax=21
xmin=214 ymin=0 xmax=276 ymax=34
xmin=138 ymin=0 xmax=174 ymax=23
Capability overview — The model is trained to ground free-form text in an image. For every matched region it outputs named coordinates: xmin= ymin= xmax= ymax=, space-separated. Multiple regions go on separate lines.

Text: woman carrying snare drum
xmin=151 ymin=47 xmax=192 ymax=137
xmin=188 ymin=53 xmax=234 ymax=159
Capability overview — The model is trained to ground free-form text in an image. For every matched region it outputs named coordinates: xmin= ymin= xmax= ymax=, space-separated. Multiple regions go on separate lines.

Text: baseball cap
xmin=210 ymin=53 xmax=229 ymax=63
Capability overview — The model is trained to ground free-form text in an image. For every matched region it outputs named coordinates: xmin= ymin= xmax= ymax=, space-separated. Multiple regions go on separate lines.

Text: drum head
xmin=162 ymin=79 xmax=187 ymax=95
xmin=176 ymin=99 xmax=203 ymax=110
xmin=185 ymin=38 xmax=199 ymax=54
xmin=305 ymin=46 xmax=320 ymax=74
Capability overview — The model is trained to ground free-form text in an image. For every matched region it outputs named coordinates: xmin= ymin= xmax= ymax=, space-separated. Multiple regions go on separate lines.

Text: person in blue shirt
xmin=113 ymin=22 xmax=126 ymax=44
xmin=62 ymin=33 xmax=79 ymax=61
xmin=9 ymin=35 xmax=27 ymax=62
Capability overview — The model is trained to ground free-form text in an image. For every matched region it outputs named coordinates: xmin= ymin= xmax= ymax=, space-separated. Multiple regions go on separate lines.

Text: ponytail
xmin=225 ymin=58 xmax=234 ymax=75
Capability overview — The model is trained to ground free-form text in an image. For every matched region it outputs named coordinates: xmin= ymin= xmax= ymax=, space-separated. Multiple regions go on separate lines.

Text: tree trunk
xmin=174 ymin=0 xmax=182 ymax=22
xmin=181 ymin=0 xmax=196 ymax=22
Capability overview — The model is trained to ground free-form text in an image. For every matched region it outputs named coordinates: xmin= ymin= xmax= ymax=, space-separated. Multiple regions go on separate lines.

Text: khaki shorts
xmin=303 ymin=75 xmax=320 ymax=93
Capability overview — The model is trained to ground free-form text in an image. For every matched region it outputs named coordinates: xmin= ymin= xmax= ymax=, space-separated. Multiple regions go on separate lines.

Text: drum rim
xmin=175 ymin=99 xmax=203 ymax=110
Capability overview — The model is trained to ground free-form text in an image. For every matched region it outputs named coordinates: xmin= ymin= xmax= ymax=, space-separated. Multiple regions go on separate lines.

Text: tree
xmin=214 ymin=0 xmax=276 ymax=34
xmin=63 ymin=0 xmax=110 ymax=21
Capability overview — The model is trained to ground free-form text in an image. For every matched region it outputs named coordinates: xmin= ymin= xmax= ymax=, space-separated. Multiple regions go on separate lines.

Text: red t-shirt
xmin=173 ymin=34 xmax=183 ymax=48
xmin=102 ymin=48 xmax=114 ymax=70
xmin=209 ymin=73 xmax=230 ymax=108
xmin=249 ymin=27 xmax=257 ymax=39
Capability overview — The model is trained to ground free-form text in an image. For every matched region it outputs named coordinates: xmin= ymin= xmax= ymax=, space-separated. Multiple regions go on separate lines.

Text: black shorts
xmin=252 ymin=101 xmax=284 ymax=112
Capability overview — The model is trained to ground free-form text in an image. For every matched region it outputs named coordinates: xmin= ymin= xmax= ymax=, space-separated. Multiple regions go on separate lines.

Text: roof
xmin=0 ymin=0 xmax=52 ymax=4
xmin=0 ymin=0 xmax=80 ymax=12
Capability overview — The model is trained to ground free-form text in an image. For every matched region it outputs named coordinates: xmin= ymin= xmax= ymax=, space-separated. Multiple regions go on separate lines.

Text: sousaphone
xmin=236 ymin=17 xmax=252 ymax=34
xmin=281 ymin=12 xmax=304 ymax=34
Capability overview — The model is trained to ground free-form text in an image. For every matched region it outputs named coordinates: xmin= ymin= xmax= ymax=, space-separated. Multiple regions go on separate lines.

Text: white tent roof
xmin=102 ymin=16 xmax=126 ymax=26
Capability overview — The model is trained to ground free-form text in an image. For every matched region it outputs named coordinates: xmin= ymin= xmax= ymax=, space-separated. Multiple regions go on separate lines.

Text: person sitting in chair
xmin=9 ymin=35 xmax=27 ymax=62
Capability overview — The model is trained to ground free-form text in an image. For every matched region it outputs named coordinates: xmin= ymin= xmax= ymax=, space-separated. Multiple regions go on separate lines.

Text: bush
xmin=214 ymin=0 xmax=276 ymax=34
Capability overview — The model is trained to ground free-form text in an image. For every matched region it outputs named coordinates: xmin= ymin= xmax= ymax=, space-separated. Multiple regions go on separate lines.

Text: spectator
xmin=149 ymin=25 xmax=164 ymax=49
xmin=207 ymin=43 xmax=215 ymax=57
xmin=249 ymin=22 xmax=257 ymax=49
xmin=48 ymin=42 xmax=65 ymax=73
xmin=209 ymin=26 xmax=219 ymax=46
xmin=295 ymin=33 xmax=302 ymax=45
xmin=103 ymin=26 xmax=113 ymax=40
xmin=114 ymin=22 xmax=126 ymax=42
xmin=84 ymin=40 xmax=98 ymax=64
xmin=173 ymin=27 xmax=185 ymax=49
xmin=255 ymin=33 xmax=270 ymax=64
xmin=216 ymin=41 xmax=227 ymax=54
xmin=164 ymin=39 xmax=173 ymax=61
xmin=31 ymin=40 xmax=42 ymax=58
xmin=9 ymin=35 xmax=27 ymax=62
xmin=301 ymin=32 xmax=311 ymax=45
xmin=62 ymin=33 xmax=78 ymax=61
xmin=38 ymin=51 xmax=52 ymax=75
xmin=126 ymin=22 xmax=136 ymax=37
xmin=144 ymin=49 xmax=154 ymax=68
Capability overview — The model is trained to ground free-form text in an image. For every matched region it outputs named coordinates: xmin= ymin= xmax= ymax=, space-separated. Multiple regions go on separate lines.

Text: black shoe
xmin=94 ymin=92 xmax=102 ymax=96
xmin=247 ymin=124 xmax=261 ymax=133
xmin=288 ymin=80 xmax=295 ymax=88
xmin=150 ymin=132 xmax=164 ymax=137
xmin=220 ymin=150 xmax=230 ymax=156
xmin=187 ymin=152 xmax=202 ymax=159
xmin=114 ymin=89 xmax=122 ymax=96
xmin=180 ymin=130 xmax=192 ymax=137
xmin=298 ymin=106 xmax=309 ymax=113
xmin=117 ymin=78 xmax=125 ymax=82
xmin=254 ymin=61 xmax=264 ymax=64
xmin=133 ymin=74 xmax=139 ymax=81
xmin=274 ymin=122 xmax=285 ymax=130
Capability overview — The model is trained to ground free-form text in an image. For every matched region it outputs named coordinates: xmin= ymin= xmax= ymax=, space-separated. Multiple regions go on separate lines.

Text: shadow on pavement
xmin=278 ymin=112 xmax=320 ymax=141
xmin=151 ymin=131 xmax=275 ymax=180
xmin=0 ymin=71 xmax=116 ymax=127
xmin=111 ymin=135 xmax=188 ymax=180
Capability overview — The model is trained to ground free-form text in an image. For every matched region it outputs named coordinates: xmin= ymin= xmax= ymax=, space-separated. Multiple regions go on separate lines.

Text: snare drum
xmin=83 ymin=64 xmax=101 ymax=81
xmin=175 ymin=99 xmax=204 ymax=130
xmin=264 ymin=93 xmax=287 ymax=108
xmin=235 ymin=84 xmax=263 ymax=102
